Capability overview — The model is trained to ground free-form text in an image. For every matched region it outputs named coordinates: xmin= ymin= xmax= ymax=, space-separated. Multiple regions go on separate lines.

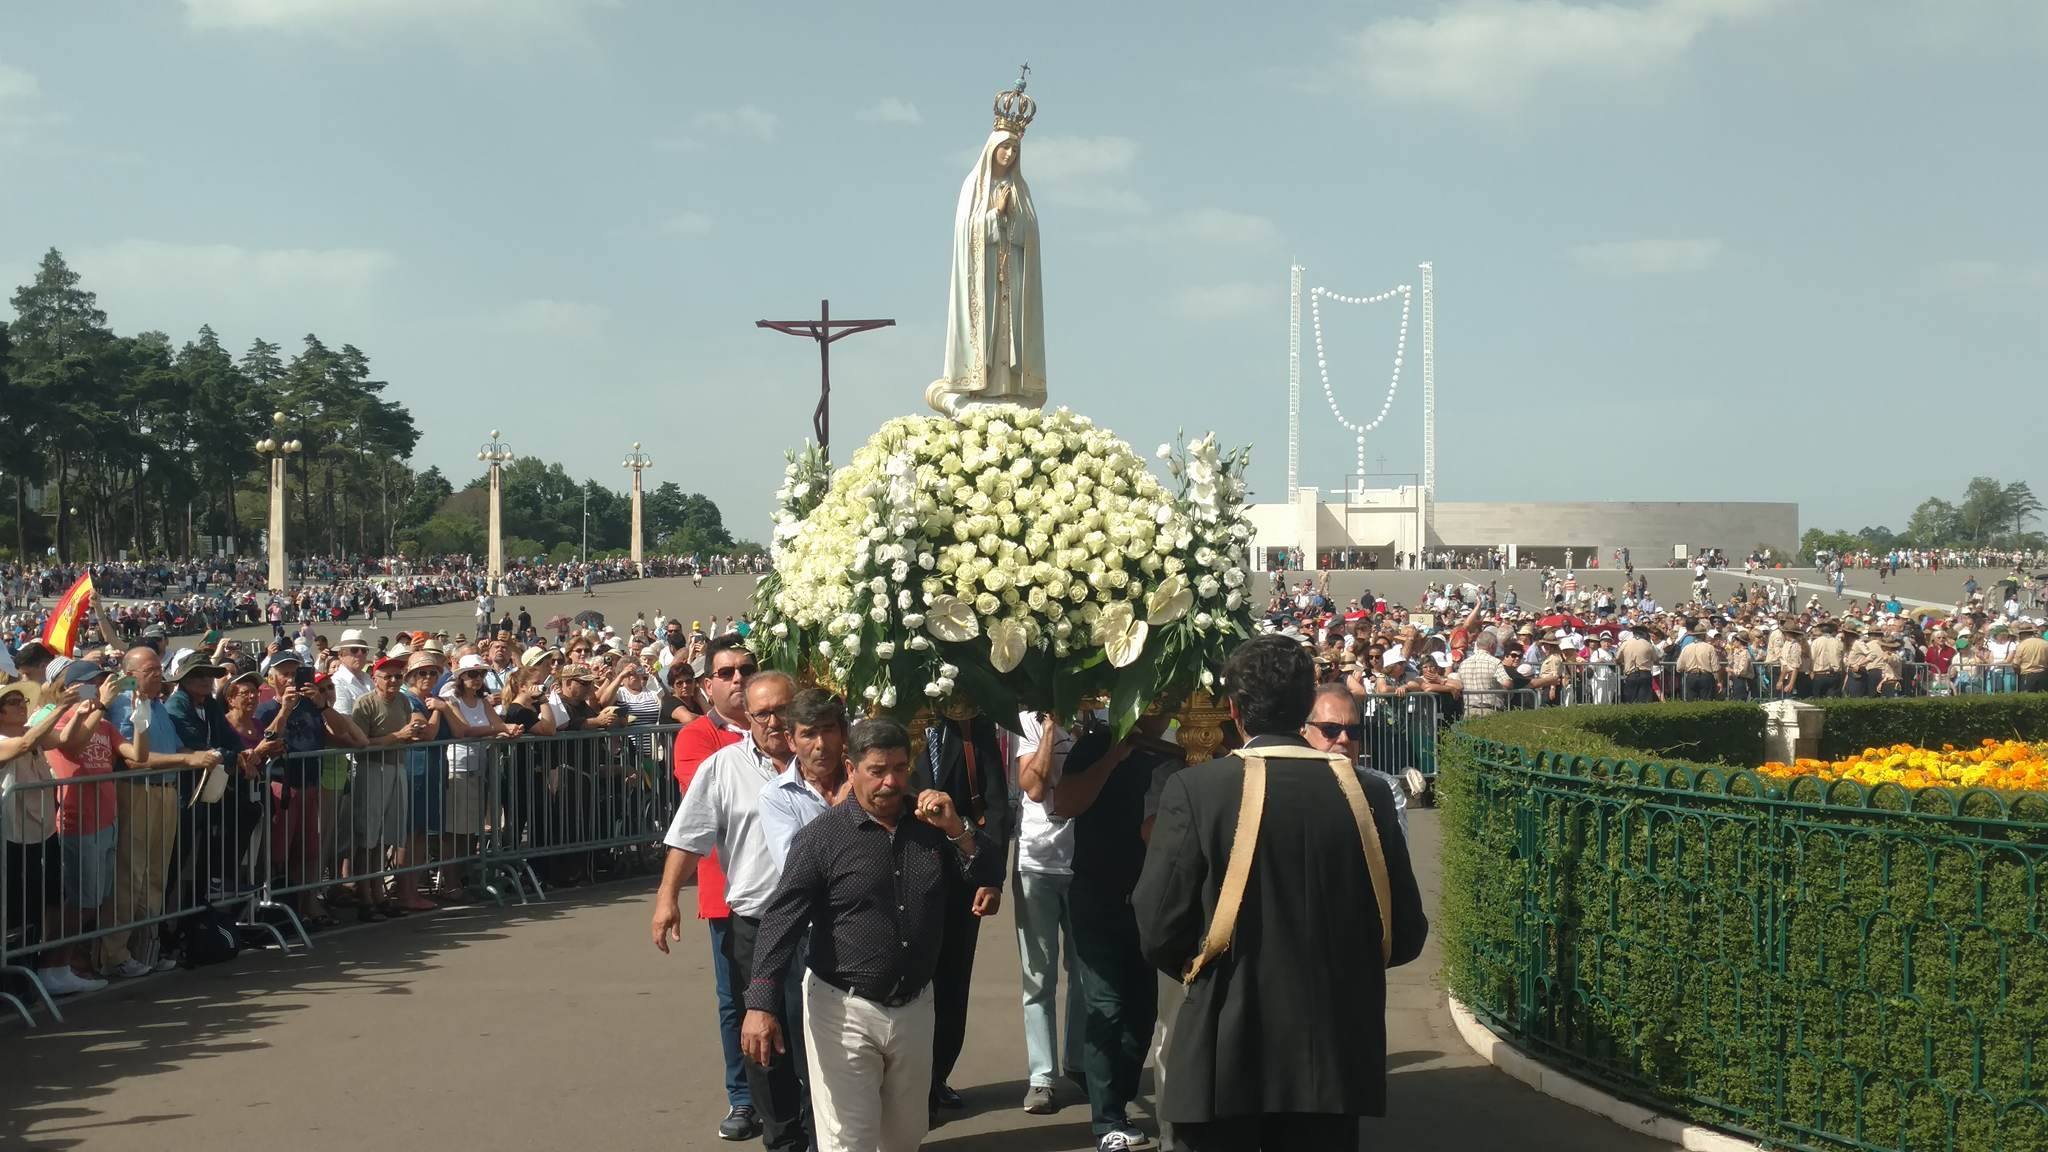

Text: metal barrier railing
xmin=2 ymin=720 xmax=683 ymax=1026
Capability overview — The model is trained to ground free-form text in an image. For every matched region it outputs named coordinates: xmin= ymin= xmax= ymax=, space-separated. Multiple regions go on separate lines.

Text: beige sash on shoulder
xmin=1181 ymin=745 xmax=1393 ymax=986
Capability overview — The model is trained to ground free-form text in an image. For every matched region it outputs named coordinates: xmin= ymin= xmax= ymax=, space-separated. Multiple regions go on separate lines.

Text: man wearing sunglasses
xmin=1301 ymin=684 xmax=1404 ymax=832
xmin=663 ymin=632 xmax=765 ymax=1143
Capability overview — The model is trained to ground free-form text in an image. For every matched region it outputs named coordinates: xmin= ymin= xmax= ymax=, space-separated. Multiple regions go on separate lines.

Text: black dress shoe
xmin=932 ymin=1084 xmax=965 ymax=1109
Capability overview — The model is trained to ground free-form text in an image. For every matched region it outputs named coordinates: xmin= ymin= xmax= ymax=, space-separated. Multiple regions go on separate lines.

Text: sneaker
xmin=1022 ymin=1085 xmax=1056 ymax=1114
xmin=153 ymin=952 xmax=180 ymax=973
xmin=1097 ymin=1128 xmax=1154 ymax=1151
xmin=39 ymin=968 xmax=107 ymax=996
xmin=110 ymin=958 xmax=152 ymax=979
xmin=717 ymin=1105 xmax=758 ymax=1141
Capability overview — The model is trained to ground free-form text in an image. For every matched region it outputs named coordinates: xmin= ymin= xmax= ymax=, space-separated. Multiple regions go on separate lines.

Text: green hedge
xmin=1441 ymin=698 xmax=2048 ymax=1152
xmin=1812 ymin=694 xmax=2048 ymax=760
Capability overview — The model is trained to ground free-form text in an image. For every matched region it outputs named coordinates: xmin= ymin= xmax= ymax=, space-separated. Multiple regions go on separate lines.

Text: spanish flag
xmin=41 ymin=572 xmax=95 ymax=657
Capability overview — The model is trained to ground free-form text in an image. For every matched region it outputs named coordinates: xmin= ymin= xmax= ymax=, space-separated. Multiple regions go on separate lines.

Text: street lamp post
xmin=254 ymin=411 xmax=302 ymax=591
xmin=622 ymin=442 xmax=653 ymax=579
xmin=477 ymin=431 xmax=514 ymax=588
xmin=580 ymin=491 xmax=589 ymax=567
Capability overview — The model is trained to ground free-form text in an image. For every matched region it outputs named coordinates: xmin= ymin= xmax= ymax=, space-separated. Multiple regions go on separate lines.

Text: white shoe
xmin=154 ymin=953 xmax=180 ymax=973
xmin=39 ymin=968 xmax=107 ymax=996
xmin=110 ymin=958 xmax=152 ymax=979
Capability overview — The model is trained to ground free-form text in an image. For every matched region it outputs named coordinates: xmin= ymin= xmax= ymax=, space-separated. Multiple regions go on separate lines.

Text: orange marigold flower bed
xmin=1759 ymin=739 xmax=2048 ymax=792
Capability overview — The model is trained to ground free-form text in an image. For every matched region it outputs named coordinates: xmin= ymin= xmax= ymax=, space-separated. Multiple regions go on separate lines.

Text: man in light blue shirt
xmin=100 ymin=645 xmax=223 ymax=977
xmin=756 ymin=689 xmax=849 ymax=870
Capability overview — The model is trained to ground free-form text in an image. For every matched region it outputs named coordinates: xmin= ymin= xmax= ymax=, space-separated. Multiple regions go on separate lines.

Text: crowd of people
xmin=0 ymin=551 xmax=766 ymax=654
xmin=0 ymin=610 xmax=760 ymax=999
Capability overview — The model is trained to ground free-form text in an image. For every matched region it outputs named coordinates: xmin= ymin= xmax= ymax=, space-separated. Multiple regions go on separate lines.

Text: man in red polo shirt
xmin=668 ymin=633 xmax=758 ymax=1142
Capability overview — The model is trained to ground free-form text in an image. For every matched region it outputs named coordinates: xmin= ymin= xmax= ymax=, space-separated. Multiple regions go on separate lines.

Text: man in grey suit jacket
xmin=1134 ymin=635 xmax=1428 ymax=1151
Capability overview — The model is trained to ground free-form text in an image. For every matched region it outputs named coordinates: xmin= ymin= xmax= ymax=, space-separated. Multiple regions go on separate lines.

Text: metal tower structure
xmin=1420 ymin=261 xmax=1435 ymax=498
xmin=1285 ymin=263 xmax=1302 ymax=502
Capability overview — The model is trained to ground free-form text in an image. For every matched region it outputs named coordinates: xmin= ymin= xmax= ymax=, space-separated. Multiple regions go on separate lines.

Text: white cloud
xmin=78 ymin=240 xmax=392 ymax=298
xmin=1352 ymin=0 xmax=1781 ymax=111
xmin=182 ymin=0 xmax=615 ymax=34
xmin=1174 ymin=208 xmax=1280 ymax=247
xmin=857 ymin=98 xmax=922 ymax=125
xmin=1021 ymin=135 xmax=1146 ymax=214
xmin=661 ymin=211 xmax=712 ymax=237
xmin=1924 ymin=259 xmax=2048 ymax=293
xmin=0 ymin=63 xmax=54 ymax=140
xmin=1024 ymin=135 xmax=1137 ymax=183
xmin=495 ymin=298 xmax=606 ymax=339
xmin=1571 ymin=237 xmax=1723 ymax=276
xmin=1174 ymin=282 xmax=1268 ymax=321
xmin=692 ymin=104 xmax=778 ymax=142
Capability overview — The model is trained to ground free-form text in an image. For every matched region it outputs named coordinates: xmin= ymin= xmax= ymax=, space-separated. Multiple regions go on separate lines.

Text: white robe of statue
xmin=925 ymin=129 xmax=1047 ymax=416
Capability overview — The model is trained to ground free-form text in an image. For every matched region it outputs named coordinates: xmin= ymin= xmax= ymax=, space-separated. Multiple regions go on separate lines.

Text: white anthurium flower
xmin=988 ymin=618 xmax=1029 ymax=674
xmin=1146 ymin=573 xmax=1193 ymax=625
xmin=1092 ymin=600 xmax=1150 ymax=669
xmin=925 ymin=596 xmax=980 ymax=642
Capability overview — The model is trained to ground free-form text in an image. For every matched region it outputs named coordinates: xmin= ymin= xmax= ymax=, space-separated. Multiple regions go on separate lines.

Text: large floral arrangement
xmin=753 ymin=406 xmax=1251 ymax=732
xmin=1760 ymin=739 xmax=2048 ymax=792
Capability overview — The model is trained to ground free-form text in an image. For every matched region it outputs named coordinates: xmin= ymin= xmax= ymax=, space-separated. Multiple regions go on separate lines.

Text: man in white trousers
xmin=741 ymin=717 xmax=1001 ymax=1152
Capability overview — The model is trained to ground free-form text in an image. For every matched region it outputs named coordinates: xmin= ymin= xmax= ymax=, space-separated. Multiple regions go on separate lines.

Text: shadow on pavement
xmin=0 ymin=879 xmax=653 ymax=1151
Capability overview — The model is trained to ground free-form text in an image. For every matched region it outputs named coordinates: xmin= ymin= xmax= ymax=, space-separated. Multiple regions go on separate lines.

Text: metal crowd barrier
xmin=1 ymin=721 xmax=683 ymax=1027
xmin=1360 ymin=692 xmax=1445 ymax=779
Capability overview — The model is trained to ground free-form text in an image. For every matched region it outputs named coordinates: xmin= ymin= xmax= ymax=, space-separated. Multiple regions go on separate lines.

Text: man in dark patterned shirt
xmin=741 ymin=717 xmax=1000 ymax=1152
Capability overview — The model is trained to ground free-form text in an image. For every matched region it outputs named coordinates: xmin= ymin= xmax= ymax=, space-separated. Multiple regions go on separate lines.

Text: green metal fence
xmin=1441 ymin=735 xmax=2048 ymax=1152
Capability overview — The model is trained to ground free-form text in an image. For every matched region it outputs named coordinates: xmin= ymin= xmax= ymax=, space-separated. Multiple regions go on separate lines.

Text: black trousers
xmin=930 ymin=885 xmax=981 ymax=1093
xmin=1620 ymin=671 xmax=1655 ymax=704
xmin=2021 ymin=671 xmax=2048 ymax=693
xmin=1810 ymin=671 xmax=1844 ymax=698
xmin=725 ymin=915 xmax=811 ymax=1150
xmin=1178 ymin=1113 xmax=1357 ymax=1151
xmin=1844 ymin=669 xmax=1869 ymax=698
xmin=1070 ymin=878 xmax=1157 ymax=1136
xmin=1682 ymin=672 xmax=1719 ymax=702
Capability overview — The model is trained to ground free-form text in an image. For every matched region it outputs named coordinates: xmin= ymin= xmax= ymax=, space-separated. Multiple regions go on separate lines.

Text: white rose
xmin=1225 ymin=590 xmax=1244 ymax=611
xmin=975 ymin=592 xmax=1000 ymax=616
xmin=843 ymin=634 xmax=862 ymax=655
xmin=907 ymin=634 xmax=932 ymax=651
xmin=902 ymin=612 xmax=926 ymax=628
xmin=818 ymin=639 xmax=834 ymax=657
xmin=918 ymin=551 xmax=937 ymax=569
xmin=875 ymin=642 xmax=896 ymax=660
xmin=936 ymin=675 xmax=956 ymax=694
xmin=1194 ymin=611 xmax=1214 ymax=629
xmin=925 ymin=681 xmax=945 ymax=698
xmin=1156 ymin=443 xmax=1173 ymax=459
xmin=870 ymin=606 xmax=889 ymax=623
xmin=771 ymin=622 xmax=789 ymax=638
xmin=863 ymin=684 xmax=880 ymax=702
xmin=1197 ymin=575 xmax=1221 ymax=598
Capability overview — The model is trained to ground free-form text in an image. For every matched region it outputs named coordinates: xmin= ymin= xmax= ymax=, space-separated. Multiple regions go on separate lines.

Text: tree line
xmin=1800 ymin=477 xmax=2044 ymax=561
xmin=0 ymin=248 xmax=749 ymax=564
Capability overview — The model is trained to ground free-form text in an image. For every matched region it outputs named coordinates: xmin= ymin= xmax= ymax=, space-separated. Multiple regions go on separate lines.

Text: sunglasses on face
xmin=1307 ymin=721 xmax=1365 ymax=742
xmin=712 ymin=664 xmax=758 ymax=681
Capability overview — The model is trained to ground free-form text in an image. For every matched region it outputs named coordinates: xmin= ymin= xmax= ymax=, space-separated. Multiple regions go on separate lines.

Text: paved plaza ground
xmin=0 ymin=811 xmax=1675 ymax=1152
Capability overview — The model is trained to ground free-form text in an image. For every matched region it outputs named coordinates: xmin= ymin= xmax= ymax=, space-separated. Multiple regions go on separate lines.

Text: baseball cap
xmin=260 ymin=652 xmax=303 ymax=676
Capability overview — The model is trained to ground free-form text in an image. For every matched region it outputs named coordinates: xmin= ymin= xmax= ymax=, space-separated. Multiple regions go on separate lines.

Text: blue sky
xmin=2 ymin=0 xmax=2043 ymax=541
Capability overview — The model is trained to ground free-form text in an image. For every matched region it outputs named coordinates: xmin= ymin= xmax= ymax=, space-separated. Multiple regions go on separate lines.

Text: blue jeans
xmin=1014 ymin=870 xmax=1083 ymax=1088
xmin=709 ymin=917 xmax=752 ymax=1108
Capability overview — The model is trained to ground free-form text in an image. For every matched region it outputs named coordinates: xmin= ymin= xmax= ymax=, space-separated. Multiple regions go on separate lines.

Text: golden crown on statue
xmin=993 ymin=63 xmax=1036 ymax=135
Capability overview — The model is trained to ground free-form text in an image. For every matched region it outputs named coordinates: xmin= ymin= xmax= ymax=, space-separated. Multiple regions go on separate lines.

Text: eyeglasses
xmin=1307 ymin=721 xmax=1365 ymax=742
xmin=712 ymin=664 xmax=758 ymax=681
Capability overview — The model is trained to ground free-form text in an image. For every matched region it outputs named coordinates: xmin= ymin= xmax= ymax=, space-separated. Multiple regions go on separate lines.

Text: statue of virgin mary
xmin=925 ymin=71 xmax=1047 ymax=416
